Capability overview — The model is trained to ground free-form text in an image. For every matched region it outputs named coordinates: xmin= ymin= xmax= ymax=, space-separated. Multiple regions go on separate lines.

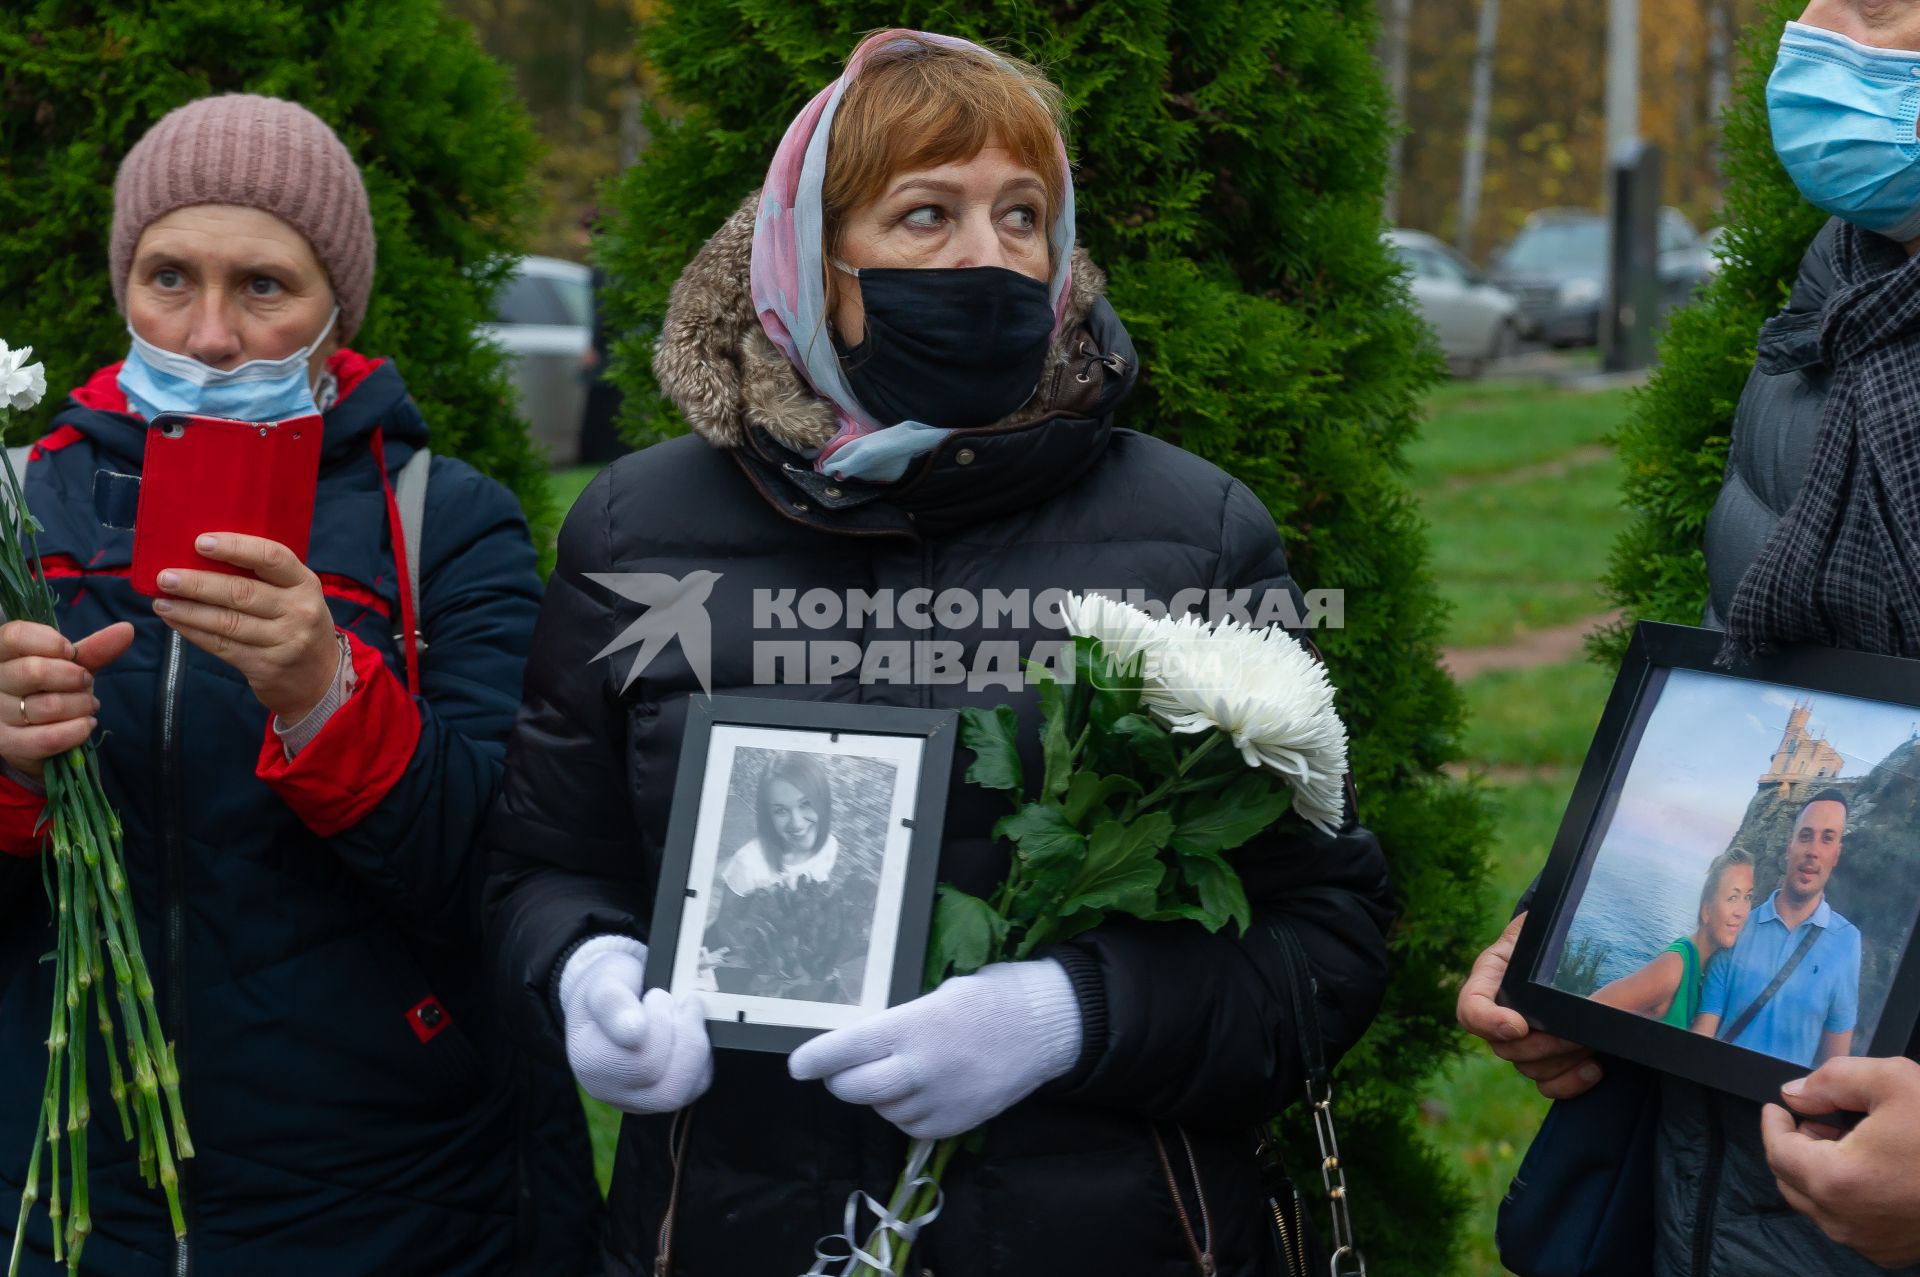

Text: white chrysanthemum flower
xmin=1062 ymin=590 xmax=1171 ymax=682
xmin=1140 ymin=613 xmax=1350 ymax=834
xmin=0 ymin=341 xmax=47 ymax=412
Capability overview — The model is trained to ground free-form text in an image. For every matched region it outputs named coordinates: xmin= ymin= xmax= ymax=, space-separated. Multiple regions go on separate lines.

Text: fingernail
xmin=196 ymin=535 xmax=217 ymax=552
xmin=1783 ymin=1077 xmax=1806 ymax=1097
xmin=157 ymin=571 xmax=179 ymax=590
xmin=1497 ymin=1021 xmax=1523 ymax=1041
xmin=89 ymin=699 xmax=99 ymax=713
xmin=153 ymin=599 xmax=173 ymax=614
xmin=1578 ymin=1062 xmax=1603 ymax=1084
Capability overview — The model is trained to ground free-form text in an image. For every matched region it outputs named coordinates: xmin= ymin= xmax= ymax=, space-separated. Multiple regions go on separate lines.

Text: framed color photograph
xmin=644 ymin=696 xmax=956 ymax=1053
xmin=1502 ymin=622 xmax=1920 ymax=1107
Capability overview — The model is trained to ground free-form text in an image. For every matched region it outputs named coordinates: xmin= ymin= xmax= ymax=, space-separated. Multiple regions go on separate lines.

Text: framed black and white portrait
xmin=1503 ymin=623 xmax=1920 ymax=1107
xmin=644 ymin=697 xmax=956 ymax=1053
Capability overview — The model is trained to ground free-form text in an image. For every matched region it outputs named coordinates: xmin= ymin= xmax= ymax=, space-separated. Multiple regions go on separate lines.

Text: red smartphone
xmin=131 ymin=412 xmax=325 ymax=598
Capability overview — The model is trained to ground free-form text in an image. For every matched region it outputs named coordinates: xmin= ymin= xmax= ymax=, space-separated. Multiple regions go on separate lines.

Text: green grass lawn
xmin=1414 ymin=375 xmax=1636 ymax=1275
xmin=1412 ymin=384 xmax=1631 ymax=648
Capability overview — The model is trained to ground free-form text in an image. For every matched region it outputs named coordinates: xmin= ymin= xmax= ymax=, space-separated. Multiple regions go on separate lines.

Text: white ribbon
xmin=802 ymin=1137 xmax=945 ymax=1276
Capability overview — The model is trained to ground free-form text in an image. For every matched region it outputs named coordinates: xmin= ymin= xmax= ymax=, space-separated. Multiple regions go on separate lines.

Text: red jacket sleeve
xmin=256 ymin=630 xmax=422 ymax=837
xmin=0 ymin=768 xmax=49 ymax=858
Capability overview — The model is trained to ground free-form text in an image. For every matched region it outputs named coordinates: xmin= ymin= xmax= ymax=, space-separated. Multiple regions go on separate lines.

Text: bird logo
xmin=583 ymin=570 xmax=723 ymax=695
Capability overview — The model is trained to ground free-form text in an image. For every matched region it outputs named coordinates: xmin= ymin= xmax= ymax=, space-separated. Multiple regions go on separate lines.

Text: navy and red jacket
xmin=0 ymin=353 xmax=587 ymax=1275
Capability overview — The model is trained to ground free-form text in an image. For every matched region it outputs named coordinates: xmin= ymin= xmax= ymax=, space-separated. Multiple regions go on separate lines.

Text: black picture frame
xmin=1502 ymin=621 xmax=1920 ymax=1107
xmin=642 ymin=695 xmax=957 ymax=1054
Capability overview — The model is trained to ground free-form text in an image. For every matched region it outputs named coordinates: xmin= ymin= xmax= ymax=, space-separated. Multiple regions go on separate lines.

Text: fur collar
xmin=653 ymin=191 xmax=1108 ymax=453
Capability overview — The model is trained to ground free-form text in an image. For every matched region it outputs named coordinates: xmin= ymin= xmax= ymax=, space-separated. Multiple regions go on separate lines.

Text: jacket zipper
xmin=160 ymin=631 xmax=191 ymax=1277
xmin=1289 ymin=1190 xmax=1308 ymax=1277
xmin=1150 ymin=1123 xmax=1216 ymax=1276
xmin=1270 ymin=1184 xmax=1307 ymax=1277
xmin=1690 ymin=1099 xmax=1723 ymax=1277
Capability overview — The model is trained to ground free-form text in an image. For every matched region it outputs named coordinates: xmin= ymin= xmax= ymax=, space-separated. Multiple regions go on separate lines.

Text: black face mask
xmin=836 ymin=265 xmax=1055 ymax=430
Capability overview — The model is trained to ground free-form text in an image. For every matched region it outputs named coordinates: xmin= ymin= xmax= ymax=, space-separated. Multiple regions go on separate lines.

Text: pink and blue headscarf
xmin=748 ymin=30 xmax=1077 ymax=482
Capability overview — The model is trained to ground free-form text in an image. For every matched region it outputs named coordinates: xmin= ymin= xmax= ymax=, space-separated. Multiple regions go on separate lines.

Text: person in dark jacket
xmin=484 ymin=29 xmax=1394 ymax=1277
xmin=1460 ymin=6 xmax=1920 ymax=1273
xmin=0 ymin=95 xmax=597 ymax=1275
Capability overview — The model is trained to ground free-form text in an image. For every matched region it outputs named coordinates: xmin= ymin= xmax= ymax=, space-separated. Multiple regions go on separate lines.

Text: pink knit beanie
xmin=111 ymin=95 xmax=376 ymax=340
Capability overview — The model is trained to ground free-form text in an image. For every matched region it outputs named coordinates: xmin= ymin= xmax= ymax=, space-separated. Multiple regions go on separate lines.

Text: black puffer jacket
xmin=484 ymin=198 xmax=1395 ymax=1276
xmin=1667 ymin=218 xmax=1920 ymax=1277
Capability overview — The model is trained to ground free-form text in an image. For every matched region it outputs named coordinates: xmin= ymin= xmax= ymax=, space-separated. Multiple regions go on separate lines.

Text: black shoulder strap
xmin=1723 ymin=922 xmax=1822 ymax=1045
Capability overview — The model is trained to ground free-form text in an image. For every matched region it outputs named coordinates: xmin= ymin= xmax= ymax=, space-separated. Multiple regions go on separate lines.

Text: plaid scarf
xmin=1723 ymin=224 xmax=1920 ymax=661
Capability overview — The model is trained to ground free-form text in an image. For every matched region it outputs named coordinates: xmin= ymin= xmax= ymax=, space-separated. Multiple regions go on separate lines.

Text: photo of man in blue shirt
xmin=1691 ymin=789 xmax=1862 ymax=1068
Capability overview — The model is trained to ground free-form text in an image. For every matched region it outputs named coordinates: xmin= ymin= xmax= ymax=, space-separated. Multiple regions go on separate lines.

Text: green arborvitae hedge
xmin=600 ymin=2 xmax=1492 ymax=1266
xmin=1597 ymin=0 xmax=1825 ymax=656
xmin=0 ymin=1 xmax=552 ymax=531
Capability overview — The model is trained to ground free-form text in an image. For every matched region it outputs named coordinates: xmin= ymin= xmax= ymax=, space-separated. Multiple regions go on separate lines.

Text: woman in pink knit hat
xmin=0 ymin=95 xmax=597 ymax=1275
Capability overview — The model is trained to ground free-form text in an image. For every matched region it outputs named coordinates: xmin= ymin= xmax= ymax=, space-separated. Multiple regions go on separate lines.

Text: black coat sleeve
xmin=1044 ymin=478 xmax=1395 ymax=1129
xmin=483 ymin=468 xmax=651 ymax=1053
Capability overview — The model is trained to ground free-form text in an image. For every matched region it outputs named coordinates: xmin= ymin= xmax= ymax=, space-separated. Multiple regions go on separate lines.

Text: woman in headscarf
xmin=486 ymin=31 xmax=1393 ymax=1275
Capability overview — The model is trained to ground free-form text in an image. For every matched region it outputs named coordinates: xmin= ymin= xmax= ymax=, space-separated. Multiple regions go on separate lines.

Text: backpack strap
xmin=370 ymin=432 xmax=429 ymax=696
xmin=1723 ymin=922 xmax=1823 ymax=1045
xmin=395 ymin=446 xmax=430 ymax=651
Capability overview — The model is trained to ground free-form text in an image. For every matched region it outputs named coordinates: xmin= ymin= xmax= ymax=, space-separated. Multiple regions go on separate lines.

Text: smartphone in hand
xmin=131 ymin=412 xmax=324 ymax=598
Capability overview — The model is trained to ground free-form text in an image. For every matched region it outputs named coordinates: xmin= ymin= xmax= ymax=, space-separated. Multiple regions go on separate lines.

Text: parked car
xmin=1490 ymin=207 xmax=1714 ymax=348
xmin=477 ymin=255 xmax=593 ymax=466
xmin=1386 ymin=229 xmax=1522 ymax=377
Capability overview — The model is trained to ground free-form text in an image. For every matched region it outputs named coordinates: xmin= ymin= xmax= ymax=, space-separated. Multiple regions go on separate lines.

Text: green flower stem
xmin=9 ymin=1071 xmax=52 ymax=1277
xmin=846 ymin=1135 xmax=961 ymax=1277
xmin=4 ymin=433 xmax=193 ymax=1273
xmin=883 ymin=1137 xmax=958 ymax=1276
xmin=1126 ymin=732 xmax=1224 ymax=817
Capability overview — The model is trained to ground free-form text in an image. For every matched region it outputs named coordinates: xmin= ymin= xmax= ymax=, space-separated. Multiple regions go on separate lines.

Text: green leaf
xmin=924 ymin=885 xmax=1010 ymax=987
xmin=1176 ymin=849 xmax=1253 ymax=935
xmin=1169 ymin=773 xmax=1294 ymax=857
xmin=960 ymin=704 xmax=1024 ymax=795
xmin=1059 ymin=813 xmax=1174 ymax=918
xmin=995 ymin=802 xmax=1086 ymax=873
xmin=1110 ymin=713 xmax=1177 ymax=777
xmin=1063 ymin=771 xmax=1143 ymax=828
xmin=1036 ymin=676 xmax=1074 ymax=801
xmin=1145 ymin=902 xmax=1230 ymax=931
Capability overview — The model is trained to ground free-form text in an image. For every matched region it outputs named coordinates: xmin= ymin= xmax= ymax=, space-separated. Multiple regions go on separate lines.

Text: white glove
xmin=787 ymin=959 xmax=1084 ymax=1139
xmin=558 ymin=934 xmax=714 ymax=1115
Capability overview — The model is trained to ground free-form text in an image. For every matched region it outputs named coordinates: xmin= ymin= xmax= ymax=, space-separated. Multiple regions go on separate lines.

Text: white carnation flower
xmin=0 ymin=341 xmax=47 ymax=412
xmin=1140 ymin=613 xmax=1350 ymax=834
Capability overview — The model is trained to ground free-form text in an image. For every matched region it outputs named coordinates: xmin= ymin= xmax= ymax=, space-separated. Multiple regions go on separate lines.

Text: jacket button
xmin=418 ymin=1003 xmax=444 ymax=1029
xmin=955 ymin=448 xmax=976 ymax=466
xmin=824 ymin=486 xmax=842 ymax=499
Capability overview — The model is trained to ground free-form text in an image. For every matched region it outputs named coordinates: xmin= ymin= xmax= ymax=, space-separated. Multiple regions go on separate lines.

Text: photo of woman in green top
xmin=1592 ymin=846 xmax=1756 ymax=1026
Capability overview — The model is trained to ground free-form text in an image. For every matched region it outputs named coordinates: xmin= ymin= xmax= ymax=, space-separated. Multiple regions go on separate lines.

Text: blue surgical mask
xmin=1769 ymin=21 xmax=1920 ymax=242
xmin=116 ymin=308 xmax=339 ymax=424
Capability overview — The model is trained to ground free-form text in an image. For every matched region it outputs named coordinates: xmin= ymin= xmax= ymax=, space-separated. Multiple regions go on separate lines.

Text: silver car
xmin=478 ymin=256 xmax=594 ymax=466
xmin=1386 ymin=229 xmax=1522 ymax=377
